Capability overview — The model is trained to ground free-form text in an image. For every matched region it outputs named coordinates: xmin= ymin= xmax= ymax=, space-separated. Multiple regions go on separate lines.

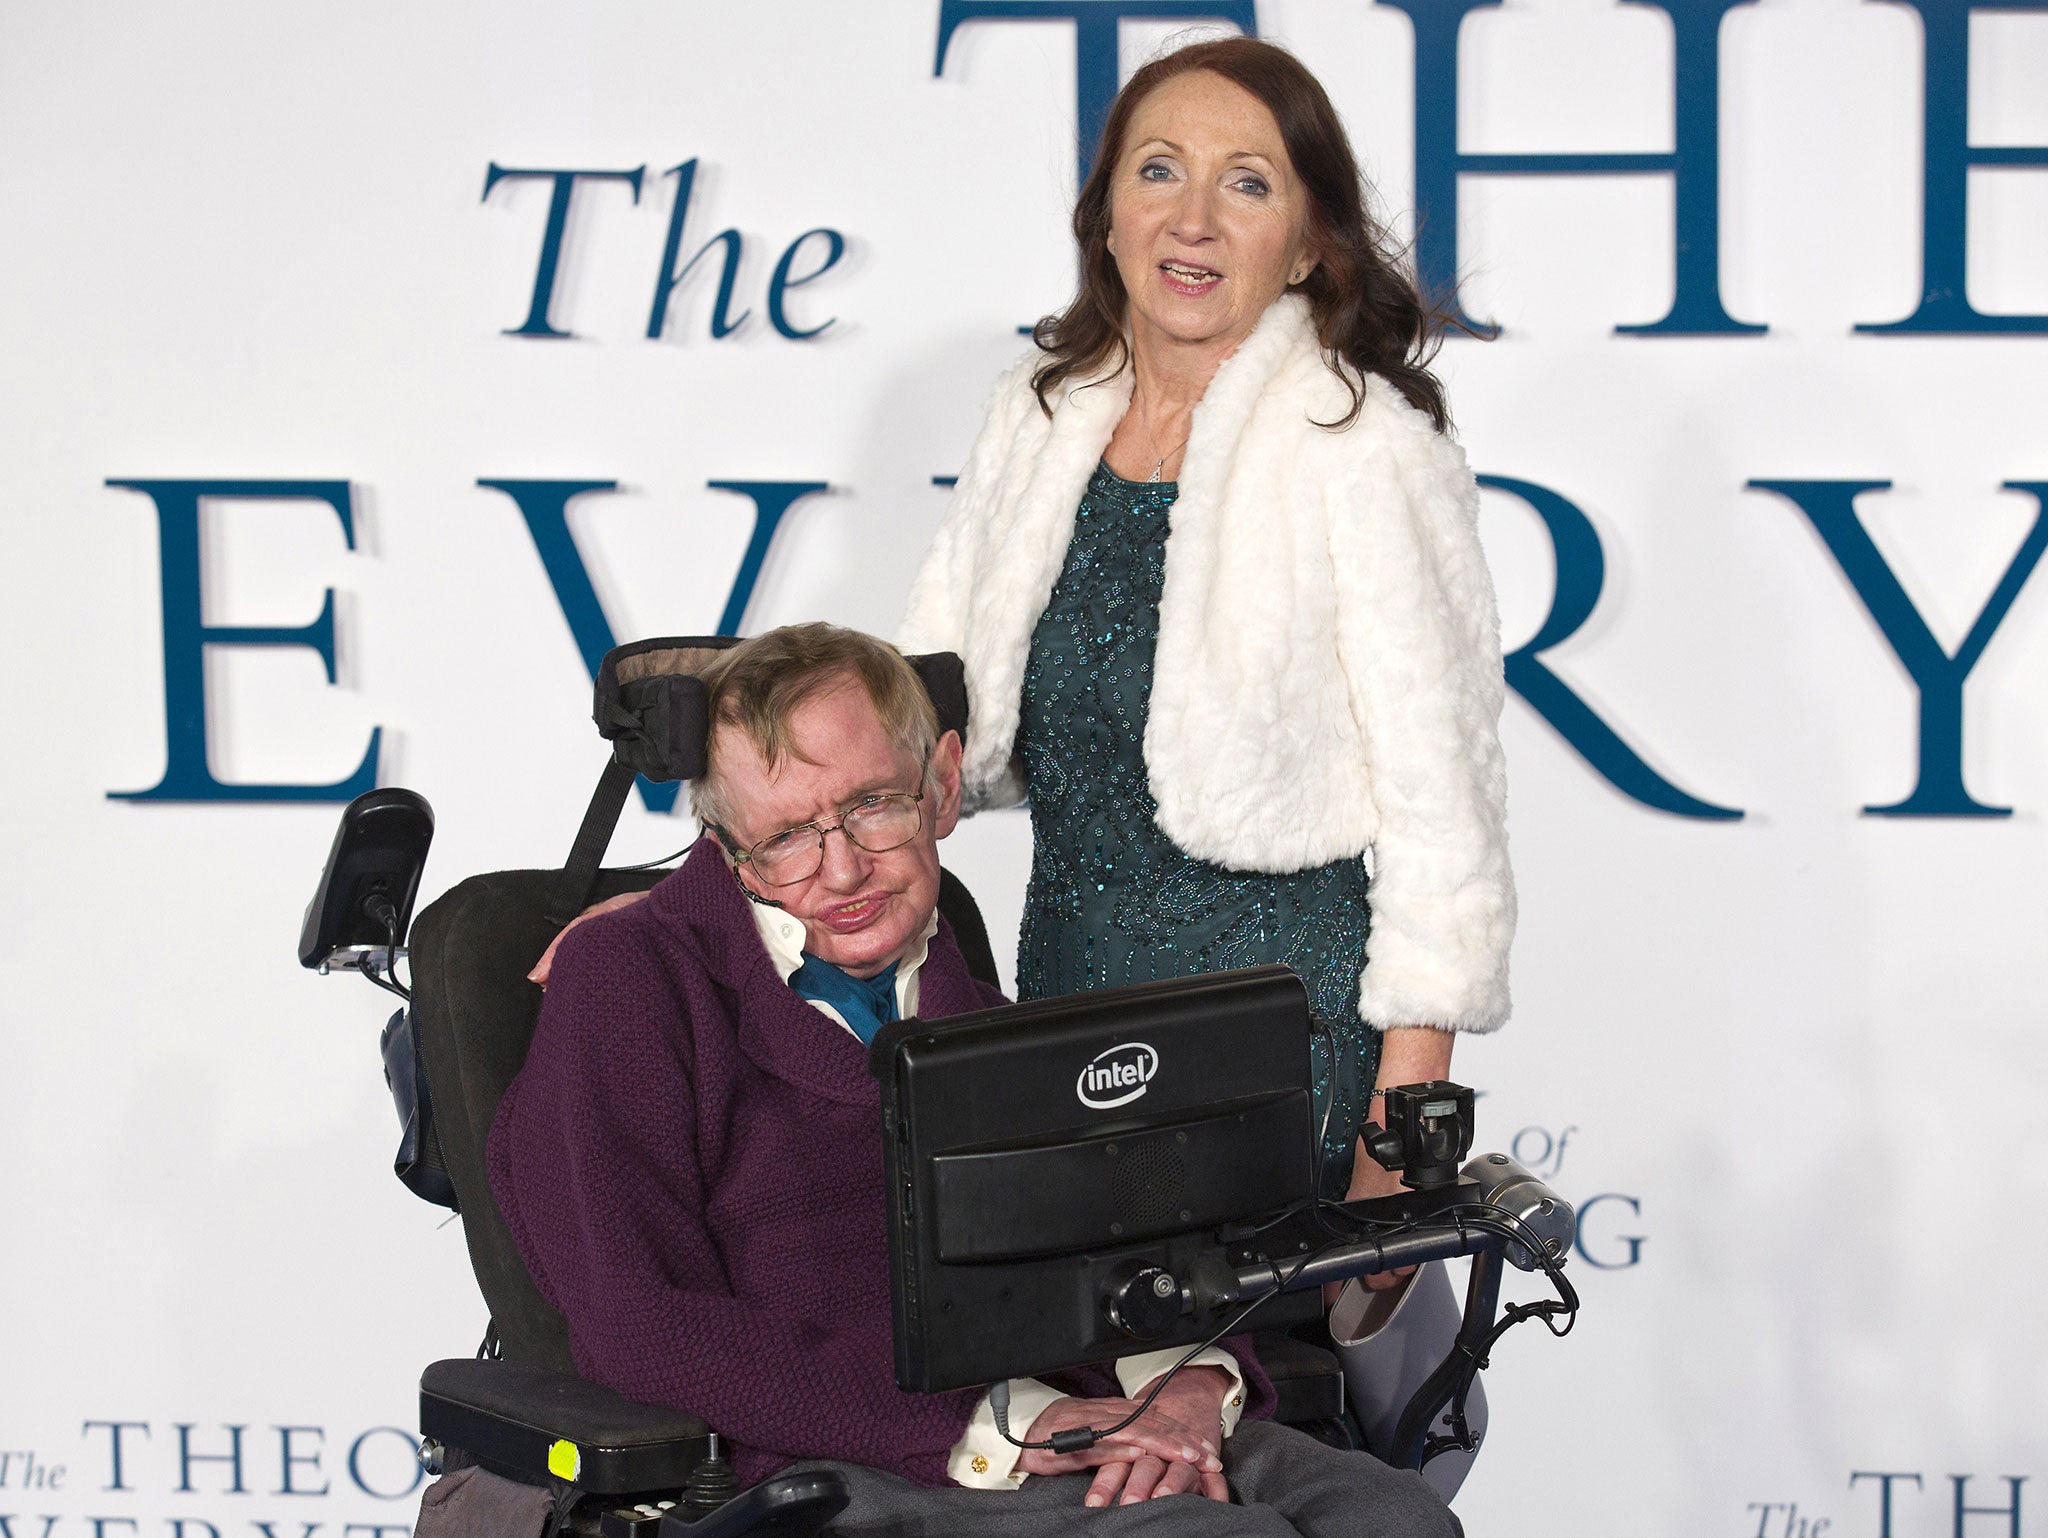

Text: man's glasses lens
xmin=748 ymin=793 xmax=924 ymax=885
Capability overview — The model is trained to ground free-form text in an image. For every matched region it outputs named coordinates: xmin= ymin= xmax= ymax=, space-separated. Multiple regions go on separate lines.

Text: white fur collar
xmin=952 ymin=295 xmax=1322 ymax=796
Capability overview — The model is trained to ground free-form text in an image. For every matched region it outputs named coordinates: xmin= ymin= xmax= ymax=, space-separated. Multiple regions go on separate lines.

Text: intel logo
xmin=1077 ymin=1042 xmax=1159 ymax=1110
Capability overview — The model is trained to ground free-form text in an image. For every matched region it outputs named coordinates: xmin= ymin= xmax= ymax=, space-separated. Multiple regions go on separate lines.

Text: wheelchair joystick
xmin=681 ymin=1434 xmax=741 ymax=1516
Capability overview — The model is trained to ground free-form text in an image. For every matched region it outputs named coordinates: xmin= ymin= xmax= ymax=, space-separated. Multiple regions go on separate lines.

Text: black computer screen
xmin=869 ymin=965 xmax=1326 ymax=1393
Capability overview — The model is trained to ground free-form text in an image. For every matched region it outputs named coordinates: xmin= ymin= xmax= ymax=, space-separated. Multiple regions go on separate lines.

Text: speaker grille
xmin=1112 ymin=1140 xmax=1186 ymax=1226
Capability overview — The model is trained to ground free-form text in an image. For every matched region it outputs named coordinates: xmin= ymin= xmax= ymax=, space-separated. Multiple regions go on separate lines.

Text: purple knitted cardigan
xmin=488 ymin=839 xmax=1274 ymax=1488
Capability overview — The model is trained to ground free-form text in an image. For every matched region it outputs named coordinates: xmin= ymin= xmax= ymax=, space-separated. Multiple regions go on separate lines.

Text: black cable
xmin=1316 ymin=1199 xmax=1579 ymax=1332
xmin=360 ymin=961 xmax=409 ymax=1003
xmin=1406 ymin=1214 xmax=1574 ymax=1466
xmin=986 ymin=1202 xmax=1574 ymax=1463
xmin=1240 ymin=1194 xmax=1320 ymax=1239
xmin=1335 ymin=1202 xmax=1575 ymax=1469
xmin=1201 ymin=1015 xmax=1351 ymax=1249
xmin=357 ymin=900 xmax=411 ymax=1002
xmin=613 ymin=840 xmax=696 ymax=873
xmin=388 ymin=907 xmax=413 ymax=999
xmin=989 ymin=1225 xmax=1362 ymax=1456
xmin=983 ymin=1066 xmax=1579 ymax=1464
xmin=990 ymin=1317 xmax=1237 ymax=1455
xmin=1308 ymin=1014 xmax=1338 ymax=1206
xmin=1415 ymin=1204 xmax=1579 ymax=1335
xmin=1300 ymin=1192 xmax=1578 ymax=1469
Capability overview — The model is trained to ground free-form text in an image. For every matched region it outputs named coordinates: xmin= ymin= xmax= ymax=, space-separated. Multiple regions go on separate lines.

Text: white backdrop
xmin=2 ymin=3 xmax=2045 ymax=1534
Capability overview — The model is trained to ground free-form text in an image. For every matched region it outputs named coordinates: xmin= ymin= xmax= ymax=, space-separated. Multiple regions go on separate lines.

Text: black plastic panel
xmin=419 ymin=1358 xmax=708 ymax=1498
xmin=875 ymin=966 xmax=1323 ymax=1393
xmin=931 ymin=1093 xmax=1309 ymax=1261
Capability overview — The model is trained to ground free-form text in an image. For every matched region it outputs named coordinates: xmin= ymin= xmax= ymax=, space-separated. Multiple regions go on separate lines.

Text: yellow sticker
xmin=547 ymin=1439 xmax=582 ymax=1482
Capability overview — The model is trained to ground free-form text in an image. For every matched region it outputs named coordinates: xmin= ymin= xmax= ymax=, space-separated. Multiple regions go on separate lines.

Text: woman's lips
xmin=819 ymin=891 xmax=891 ymax=933
xmin=1160 ymin=261 xmax=1223 ymax=295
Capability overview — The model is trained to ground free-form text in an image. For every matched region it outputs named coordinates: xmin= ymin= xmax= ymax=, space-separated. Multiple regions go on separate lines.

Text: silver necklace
xmin=1147 ymin=431 xmax=1193 ymax=483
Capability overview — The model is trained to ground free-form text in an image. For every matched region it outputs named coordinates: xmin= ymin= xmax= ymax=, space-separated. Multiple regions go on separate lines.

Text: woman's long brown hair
xmin=1031 ymin=36 xmax=1471 ymax=433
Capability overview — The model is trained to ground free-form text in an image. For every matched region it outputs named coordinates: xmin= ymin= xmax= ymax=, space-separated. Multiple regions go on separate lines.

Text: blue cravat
xmin=789 ymin=954 xmax=901 ymax=1044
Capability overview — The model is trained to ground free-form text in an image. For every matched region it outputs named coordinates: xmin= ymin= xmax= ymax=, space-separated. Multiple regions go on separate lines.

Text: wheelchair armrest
xmin=421 ymin=1358 xmax=710 ymax=1497
xmin=1253 ymin=1331 xmax=1345 ymax=1425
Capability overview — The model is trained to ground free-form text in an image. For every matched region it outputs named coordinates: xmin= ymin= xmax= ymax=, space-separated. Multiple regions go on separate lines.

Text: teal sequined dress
xmin=1015 ymin=462 xmax=1377 ymax=1195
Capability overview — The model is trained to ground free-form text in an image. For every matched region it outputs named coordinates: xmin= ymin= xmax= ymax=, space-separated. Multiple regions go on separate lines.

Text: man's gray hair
xmin=691 ymin=623 xmax=940 ymax=835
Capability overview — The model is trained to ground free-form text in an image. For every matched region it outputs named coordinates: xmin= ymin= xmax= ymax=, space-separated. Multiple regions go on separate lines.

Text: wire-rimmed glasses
xmin=712 ymin=787 xmax=927 ymax=887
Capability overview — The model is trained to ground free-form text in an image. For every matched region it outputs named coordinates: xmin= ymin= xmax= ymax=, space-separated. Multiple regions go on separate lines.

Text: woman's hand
xmin=527 ymin=891 xmax=650 ymax=986
xmin=1018 ymin=1367 xmax=1233 ymax=1505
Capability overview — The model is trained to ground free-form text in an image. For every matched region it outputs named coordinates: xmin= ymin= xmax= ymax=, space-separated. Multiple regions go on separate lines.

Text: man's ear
xmin=930 ymin=729 xmax=965 ymax=839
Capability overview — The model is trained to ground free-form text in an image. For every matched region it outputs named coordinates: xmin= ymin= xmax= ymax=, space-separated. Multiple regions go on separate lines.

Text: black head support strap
xmin=560 ymin=636 xmax=970 ymax=911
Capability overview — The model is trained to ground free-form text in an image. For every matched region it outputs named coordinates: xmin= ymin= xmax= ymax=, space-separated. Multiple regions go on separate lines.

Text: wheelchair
xmin=299 ymin=636 xmax=1575 ymax=1537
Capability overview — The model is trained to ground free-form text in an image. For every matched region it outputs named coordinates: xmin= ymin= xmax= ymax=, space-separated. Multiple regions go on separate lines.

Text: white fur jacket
xmin=898 ymin=295 xmax=1514 ymax=1033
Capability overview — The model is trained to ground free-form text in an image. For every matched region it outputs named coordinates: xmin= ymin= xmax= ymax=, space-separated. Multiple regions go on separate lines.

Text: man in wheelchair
xmin=486 ymin=622 xmax=1462 ymax=1536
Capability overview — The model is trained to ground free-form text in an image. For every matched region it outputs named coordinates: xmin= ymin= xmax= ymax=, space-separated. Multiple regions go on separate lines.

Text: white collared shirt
xmin=748 ymin=899 xmax=936 ymax=1033
xmin=747 ymin=901 xmax=1247 ymax=1490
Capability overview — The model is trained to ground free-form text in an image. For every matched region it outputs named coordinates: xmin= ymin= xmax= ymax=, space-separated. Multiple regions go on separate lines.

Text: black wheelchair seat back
xmin=411 ymin=863 xmax=667 ymax=1373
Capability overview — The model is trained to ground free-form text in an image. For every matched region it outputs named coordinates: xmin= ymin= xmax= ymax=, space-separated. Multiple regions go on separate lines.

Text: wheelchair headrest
xmin=591 ymin=637 xmax=970 ymax=784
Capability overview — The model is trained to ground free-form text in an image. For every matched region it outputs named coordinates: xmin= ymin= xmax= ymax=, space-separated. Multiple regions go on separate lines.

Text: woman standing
xmin=899 ymin=37 xmax=1513 ymax=1208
